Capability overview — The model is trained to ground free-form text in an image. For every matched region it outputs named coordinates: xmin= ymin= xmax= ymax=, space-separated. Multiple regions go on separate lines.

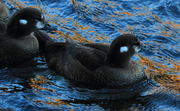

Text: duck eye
xmin=133 ymin=41 xmax=140 ymax=46
xmin=19 ymin=19 xmax=28 ymax=25
xmin=36 ymin=15 xmax=44 ymax=21
xmin=120 ymin=46 xmax=129 ymax=53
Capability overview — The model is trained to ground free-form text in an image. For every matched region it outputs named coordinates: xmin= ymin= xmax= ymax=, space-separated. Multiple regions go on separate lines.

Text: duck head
xmin=6 ymin=8 xmax=45 ymax=37
xmin=106 ymin=34 xmax=141 ymax=67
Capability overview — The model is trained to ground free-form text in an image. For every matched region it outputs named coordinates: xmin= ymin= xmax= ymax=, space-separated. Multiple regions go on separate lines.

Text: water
xmin=1 ymin=0 xmax=180 ymax=111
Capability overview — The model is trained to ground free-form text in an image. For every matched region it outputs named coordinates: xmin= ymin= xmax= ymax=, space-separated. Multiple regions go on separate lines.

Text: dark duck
xmin=35 ymin=31 xmax=147 ymax=89
xmin=0 ymin=8 xmax=45 ymax=67
xmin=0 ymin=2 xmax=9 ymax=21
xmin=0 ymin=2 xmax=9 ymax=33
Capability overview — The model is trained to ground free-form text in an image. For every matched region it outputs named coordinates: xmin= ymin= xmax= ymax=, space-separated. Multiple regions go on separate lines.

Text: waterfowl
xmin=0 ymin=20 xmax=6 ymax=33
xmin=0 ymin=2 xmax=9 ymax=20
xmin=0 ymin=2 xmax=9 ymax=33
xmin=35 ymin=31 xmax=147 ymax=89
xmin=0 ymin=8 xmax=45 ymax=67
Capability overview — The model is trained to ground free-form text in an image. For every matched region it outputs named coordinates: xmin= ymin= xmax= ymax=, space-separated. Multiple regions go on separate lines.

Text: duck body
xmin=35 ymin=31 xmax=147 ymax=88
xmin=0 ymin=21 xmax=6 ymax=33
xmin=47 ymin=41 xmax=145 ymax=88
xmin=0 ymin=33 xmax=39 ymax=67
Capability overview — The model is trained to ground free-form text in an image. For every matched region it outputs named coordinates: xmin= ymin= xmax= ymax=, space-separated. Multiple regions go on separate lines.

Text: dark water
xmin=1 ymin=0 xmax=180 ymax=111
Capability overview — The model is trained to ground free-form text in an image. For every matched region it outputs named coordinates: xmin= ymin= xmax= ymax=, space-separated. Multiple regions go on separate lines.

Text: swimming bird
xmin=35 ymin=31 xmax=147 ymax=89
xmin=0 ymin=1 xmax=9 ymax=33
xmin=0 ymin=8 xmax=45 ymax=67
xmin=0 ymin=2 xmax=9 ymax=20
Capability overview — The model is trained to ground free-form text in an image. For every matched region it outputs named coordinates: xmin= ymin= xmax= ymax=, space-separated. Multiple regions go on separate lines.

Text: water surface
xmin=1 ymin=0 xmax=180 ymax=111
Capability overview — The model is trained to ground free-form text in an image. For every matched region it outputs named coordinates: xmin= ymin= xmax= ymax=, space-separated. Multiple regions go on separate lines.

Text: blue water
xmin=1 ymin=0 xmax=180 ymax=111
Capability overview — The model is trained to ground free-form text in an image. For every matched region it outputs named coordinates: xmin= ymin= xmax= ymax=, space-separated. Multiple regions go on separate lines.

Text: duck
xmin=35 ymin=31 xmax=147 ymax=89
xmin=0 ymin=1 xmax=9 ymax=33
xmin=0 ymin=8 xmax=45 ymax=67
xmin=0 ymin=2 xmax=9 ymax=20
xmin=0 ymin=20 xmax=6 ymax=33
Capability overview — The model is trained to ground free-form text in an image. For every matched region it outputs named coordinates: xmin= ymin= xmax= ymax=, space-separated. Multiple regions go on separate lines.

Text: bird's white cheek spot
xmin=120 ymin=46 xmax=129 ymax=53
xmin=133 ymin=46 xmax=141 ymax=53
xmin=36 ymin=21 xmax=45 ymax=29
xmin=19 ymin=19 xmax=28 ymax=25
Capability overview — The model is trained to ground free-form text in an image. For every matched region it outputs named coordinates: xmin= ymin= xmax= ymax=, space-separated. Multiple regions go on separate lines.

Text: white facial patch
xmin=120 ymin=46 xmax=129 ymax=53
xmin=36 ymin=21 xmax=45 ymax=29
xmin=133 ymin=46 xmax=141 ymax=53
xmin=19 ymin=19 xmax=28 ymax=25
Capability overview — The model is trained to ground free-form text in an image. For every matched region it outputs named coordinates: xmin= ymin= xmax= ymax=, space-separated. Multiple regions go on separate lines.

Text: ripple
xmin=1 ymin=0 xmax=180 ymax=110
xmin=154 ymin=0 xmax=180 ymax=19
xmin=165 ymin=0 xmax=180 ymax=19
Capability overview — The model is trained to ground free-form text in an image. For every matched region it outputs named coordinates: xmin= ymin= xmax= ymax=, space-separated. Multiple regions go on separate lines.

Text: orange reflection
xmin=114 ymin=11 xmax=133 ymax=16
xmin=7 ymin=0 xmax=180 ymax=94
xmin=29 ymin=75 xmax=70 ymax=106
xmin=139 ymin=55 xmax=180 ymax=92
xmin=33 ymin=97 xmax=70 ymax=106
xmin=29 ymin=75 xmax=55 ymax=92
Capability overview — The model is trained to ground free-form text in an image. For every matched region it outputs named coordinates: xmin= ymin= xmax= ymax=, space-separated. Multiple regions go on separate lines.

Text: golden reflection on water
xmin=6 ymin=0 xmax=180 ymax=106
xmin=29 ymin=75 xmax=55 ymax=92
xmin=139 ymin=55 xmax=180 ymax=92
xmin=33 ymin=97 xmax=70 ymax=106
xmin=28 ymin=75 xmax=70 ymax=106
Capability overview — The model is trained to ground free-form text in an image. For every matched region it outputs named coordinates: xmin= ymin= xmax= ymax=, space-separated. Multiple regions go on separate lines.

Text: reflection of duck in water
xmin=0 ymin=8 xmax=45 ymax=67
xmin=34 ymin=31 xmax=151 ymax=98
xmin=0 ymin=1 xmax=9 ymax=33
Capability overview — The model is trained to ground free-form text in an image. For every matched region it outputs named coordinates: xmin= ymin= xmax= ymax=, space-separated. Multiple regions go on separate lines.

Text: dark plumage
xmin=0 ymin=21 xmax=6 ymax=33
xmin=0 ymin=8 xmax=45 ymax=67
xmin=0 ymin=2 xmax=9 ymax=20
xmin=35 ymin=31 xmax=147 ymax=89
xmin=0 ymin=2 xmax=9 ymax=33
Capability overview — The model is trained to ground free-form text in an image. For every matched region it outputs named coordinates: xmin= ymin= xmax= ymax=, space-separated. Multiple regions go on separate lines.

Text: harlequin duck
xmin=0 ymin=2 xmax=9 ymax=20
xmin=0 ymin=1 xmax=9 ymax=33
xmin=34 ymin=31 xmax=147 ymax=88
xmin=0 ymin=8 xmax=45 ymax=67
xmin=0 ymin=20 xmax=6 ymax=33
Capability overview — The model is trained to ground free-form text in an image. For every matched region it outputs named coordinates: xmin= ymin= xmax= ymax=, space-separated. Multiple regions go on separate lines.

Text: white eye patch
xmin=36 ymin=21 xmax=45 ymax=29
xmin=120 ymin=46 xmax=129 ymax=53
xmin=19 ymin=19 xmax=28 ymax=25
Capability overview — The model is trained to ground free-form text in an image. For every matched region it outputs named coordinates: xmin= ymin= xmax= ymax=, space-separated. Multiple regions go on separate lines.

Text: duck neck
xmin=7 ymin=30 xmax=30 ymax=38
xmin=33 ymin=30 xmax=55 ymax=52
xmin=6 ymin=23 xmax=32 ymax=38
